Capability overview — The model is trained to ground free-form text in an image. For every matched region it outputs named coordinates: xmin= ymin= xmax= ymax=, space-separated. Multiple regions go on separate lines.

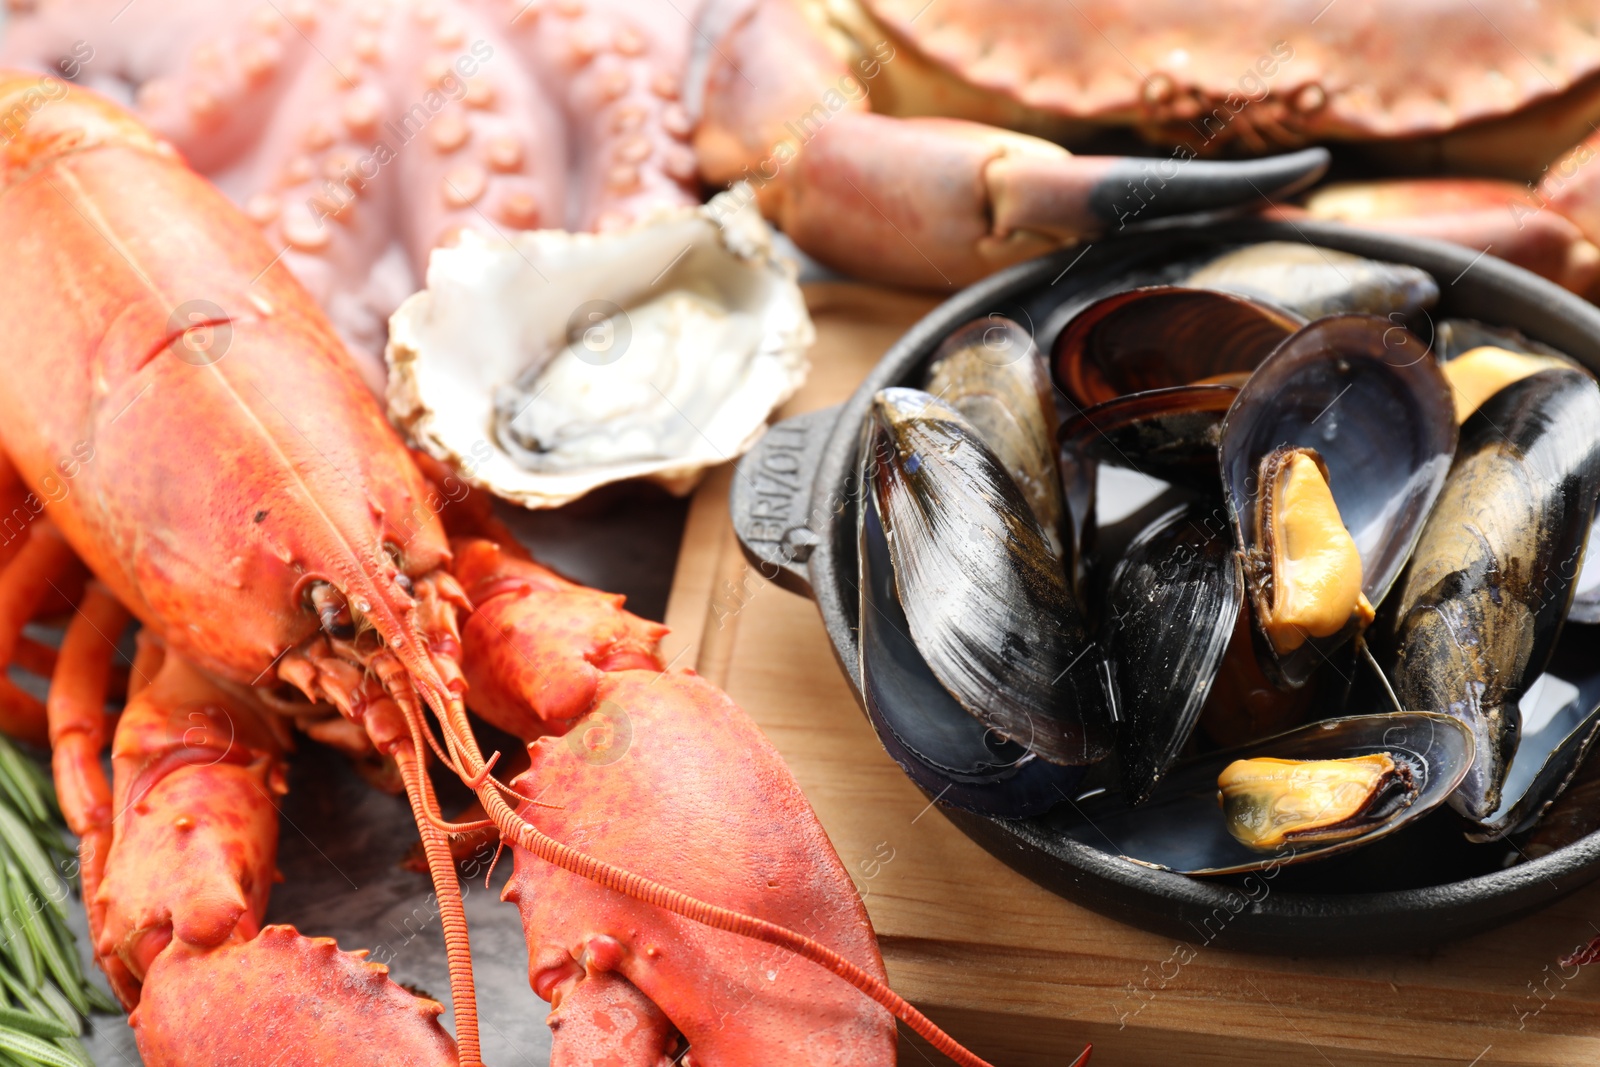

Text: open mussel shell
xmin=1389 ymin=368 xmax=1600 ymax=824
xmin=865 ymin=388 xmax=1113 ymax=766
xmin=1060 ymin=384 xmax=1237 ymax=487
xmin=1180 ymin=241 xmax=1439 ymax=322
xmin=1221 ymin=315 xmax=1458 ymax=687
xmin=1053 ymin=287 xmax=1304 ymax=407
xmin=925 ymin=317 xmax=1067 ymax=558
xmin=857 ymin=481 xmax=1084 ymax=816
xmin=1054 ymin=713 xmax=1473 ymax=876
xmin=1105 ymin=503 xmax=1243 ymax=804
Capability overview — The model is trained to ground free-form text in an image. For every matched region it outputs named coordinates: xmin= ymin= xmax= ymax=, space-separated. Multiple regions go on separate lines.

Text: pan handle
xmin=729 ymin=405 xmax=842 ymax=599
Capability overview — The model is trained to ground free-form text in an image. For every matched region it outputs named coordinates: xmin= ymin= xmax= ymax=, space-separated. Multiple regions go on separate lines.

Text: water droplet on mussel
xmin=1387 ymin=366 xmax=1600 ymax=824
xmin=864 ymin=387 xmax=1112 ymax=767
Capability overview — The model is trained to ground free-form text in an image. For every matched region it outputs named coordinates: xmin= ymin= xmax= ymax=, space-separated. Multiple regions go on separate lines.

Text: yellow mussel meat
xmin=1218 ymin=752 xmax=1417 ymax=851
xmin=1254 ymin=447 xmax=1375 ymax=654
xmin=1441 ymin=346 xmax=1571 ymax=424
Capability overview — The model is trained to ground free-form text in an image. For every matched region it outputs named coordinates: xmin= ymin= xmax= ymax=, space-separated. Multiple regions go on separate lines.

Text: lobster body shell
xmin=0 ymin=72 xmax=450 ymax=686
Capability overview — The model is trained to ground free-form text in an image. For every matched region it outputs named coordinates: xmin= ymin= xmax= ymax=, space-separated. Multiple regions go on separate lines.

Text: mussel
xmin=1221 ymin=315 xmax=1458 ymax=687
xmin=1431 ymin=333 xmax=1600 ymax=627
xmin=925 ymin=317 xmax=1067 ymax=556
xmin=1432 ymin=318 xmax=1570 ymax=362
xmin=863 ymin=388 xmax=1113 ymax=766
xmin=1052 ymin=712 xmax=1473 ymax=875
xmin=1475 ymin=621 xmax=1600 ymax=840
xmin=1179 ymin=241 xmax=1439 ymax=321
xmin=1388 ymin=367 xmax=1600 ymax=823
xmin=1217 ymin=752 xmax=1418 ymax=851
xmin=1054 ymin=288 xmax=1302 ymax=484
xmin=856 ymin=476 xmax=1083 ymax=816
xmin=1054 ymin=287 xmax=1304 ymax=407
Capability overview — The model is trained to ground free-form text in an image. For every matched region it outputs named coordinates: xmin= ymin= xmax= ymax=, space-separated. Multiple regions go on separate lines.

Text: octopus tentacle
xmin=498 ymin=0 xmax=701 ymax=229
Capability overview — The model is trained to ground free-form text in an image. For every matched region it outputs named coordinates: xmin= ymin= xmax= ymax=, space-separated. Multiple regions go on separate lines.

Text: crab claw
xmin=694 ymin=0 xmax=1327 ymax=288
xmin=132 ymin=927 xmax=459 ymax=1067
xmin=759 ymin=112 xmax=1326 ymax=288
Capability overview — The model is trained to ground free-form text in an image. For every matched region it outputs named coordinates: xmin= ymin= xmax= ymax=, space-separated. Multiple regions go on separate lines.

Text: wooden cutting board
xmin=658 ymin=283 xmax=1600 ymax=1067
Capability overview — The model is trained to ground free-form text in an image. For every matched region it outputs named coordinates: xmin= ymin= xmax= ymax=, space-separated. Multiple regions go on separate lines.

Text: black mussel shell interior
xmin=1050 ymin=713 xmax=1473 ymax=876
xmin=1221 ymin=314 xmax=1458 ymax=686
xmin=1059 ymin=384 xmax=1237 ymax=487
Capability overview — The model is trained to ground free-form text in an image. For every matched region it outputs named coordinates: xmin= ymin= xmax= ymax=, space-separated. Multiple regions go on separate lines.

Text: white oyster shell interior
xmin=386 ymin=187 xmax=813 ymax=508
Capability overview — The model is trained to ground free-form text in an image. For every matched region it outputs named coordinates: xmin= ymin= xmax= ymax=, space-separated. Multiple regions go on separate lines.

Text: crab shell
xmin=386 ymin=187 xmax=812 ymax=508
xmin=808 ymin=0 xmax=1600 ymax=172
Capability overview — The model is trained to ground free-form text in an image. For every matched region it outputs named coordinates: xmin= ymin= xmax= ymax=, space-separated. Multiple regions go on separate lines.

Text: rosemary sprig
xmin=0 ymin=734 xmax=115 ymax=1065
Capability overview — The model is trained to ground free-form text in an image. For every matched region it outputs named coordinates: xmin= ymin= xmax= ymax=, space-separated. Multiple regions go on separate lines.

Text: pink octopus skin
xmin=2 ymin=0 xmax=703 ymax=390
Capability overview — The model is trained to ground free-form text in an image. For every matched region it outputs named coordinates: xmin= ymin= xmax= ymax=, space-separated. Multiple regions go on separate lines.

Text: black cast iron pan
xmin=730 ymin=218 xmax=1600 ymax=954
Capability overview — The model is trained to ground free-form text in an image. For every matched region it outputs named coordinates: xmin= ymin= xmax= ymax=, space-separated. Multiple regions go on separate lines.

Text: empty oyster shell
xmin=386 ymin=187 xmax=813 ymax=508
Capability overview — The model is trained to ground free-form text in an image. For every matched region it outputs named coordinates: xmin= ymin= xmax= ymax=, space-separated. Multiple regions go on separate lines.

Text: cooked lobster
xmin=0 ymin=71 xmax=1041 ymax=1067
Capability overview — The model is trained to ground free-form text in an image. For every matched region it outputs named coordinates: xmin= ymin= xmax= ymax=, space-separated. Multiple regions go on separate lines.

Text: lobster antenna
xmin=394 ymin=699 xmax=484 ymax=1067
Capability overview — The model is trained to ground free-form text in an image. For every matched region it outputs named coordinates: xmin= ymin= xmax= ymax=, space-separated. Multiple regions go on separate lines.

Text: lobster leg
xmin=0 ymin=521 xmax=85 ymax=744
xmin=72 ymin=649 xmax=462 ymax=1065
xmin=45 ymin=580 xmax=130 ymax=992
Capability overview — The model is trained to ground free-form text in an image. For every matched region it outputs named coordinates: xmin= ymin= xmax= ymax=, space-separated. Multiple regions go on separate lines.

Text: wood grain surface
xmin=659 ymin=283 xmax=1600 ymax=1067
